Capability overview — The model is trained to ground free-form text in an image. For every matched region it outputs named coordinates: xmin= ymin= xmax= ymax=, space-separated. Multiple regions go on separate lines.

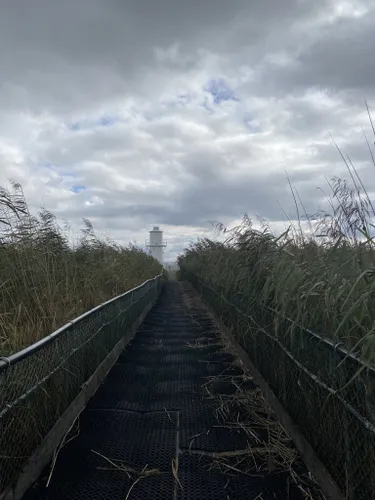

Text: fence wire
xmin=0 ymin=275 xmax=162 ymax=497
xmin=184 ymin=271 xmax=375 ymax=500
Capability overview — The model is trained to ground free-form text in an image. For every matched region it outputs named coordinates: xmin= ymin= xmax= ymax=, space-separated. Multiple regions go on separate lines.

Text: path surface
xmin=25 ymin=282 xmax=323 ymax=500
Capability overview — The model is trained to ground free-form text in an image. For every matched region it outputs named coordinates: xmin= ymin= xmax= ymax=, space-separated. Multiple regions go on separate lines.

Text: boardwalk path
xmin=25 ymin=282 xmax=323 ymax=500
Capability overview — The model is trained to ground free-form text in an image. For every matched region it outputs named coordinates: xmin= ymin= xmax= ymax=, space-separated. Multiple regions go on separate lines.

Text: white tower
xmin=146 ymin=226 xmax=167 ymax=265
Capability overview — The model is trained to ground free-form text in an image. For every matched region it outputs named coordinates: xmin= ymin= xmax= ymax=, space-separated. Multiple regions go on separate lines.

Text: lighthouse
xmin=145 ymin=226 xmax=167 ymax=265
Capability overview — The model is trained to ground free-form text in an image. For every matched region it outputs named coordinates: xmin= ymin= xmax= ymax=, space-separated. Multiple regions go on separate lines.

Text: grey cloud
xmin=0 ymin=0 xmax=334 ymax=113
xmin=1 ymin=0 xmax=375 ymax=260
xmin=56 ymin=165 xmax=330 ymax=229
xmin=246 ymin=5 xmax=375 ymax=101
xmin=294 ymin=15 xmax=375 ymax=94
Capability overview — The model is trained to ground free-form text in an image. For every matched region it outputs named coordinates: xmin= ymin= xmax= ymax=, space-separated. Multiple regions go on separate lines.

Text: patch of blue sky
xmin=71 ymin=185 xmax=86 ymax=193
xmin=97 ymin=115 xmax=118 ymax=127
xmin=67 ymin=114 xmax=120 ymax=131
xmin=243 ymin=112 xmax=262 ymax=133
xmin=68 ymin=121 xmax=81 ymax=131
xmin=205 ymin=79 xmax=240 ymax=104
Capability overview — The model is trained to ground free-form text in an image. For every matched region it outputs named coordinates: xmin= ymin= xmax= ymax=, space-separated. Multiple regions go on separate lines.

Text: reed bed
xmin=0 ymin=182 xmax=161 ymax=355
xmin=179 ymin=169 xmax=375 ymax=363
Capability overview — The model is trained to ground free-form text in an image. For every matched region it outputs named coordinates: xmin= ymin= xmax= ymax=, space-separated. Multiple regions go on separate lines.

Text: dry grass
xmin=0 ymin=182 xmax=161 ymax=355
xmin=181 ymin=286 xmax=324 ymax=498
xmin=92 ymin=450 xmax=163 ymax=478
xmin=201 ymin=364 xmax=325 ymax=499
xmin=91 ymin=450 xmax=164 ymax=500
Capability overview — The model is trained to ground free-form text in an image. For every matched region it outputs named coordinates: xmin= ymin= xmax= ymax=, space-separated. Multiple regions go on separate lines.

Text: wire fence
xmin=0 ymin=274 xmax=163 ymax=497
xmin=184 ymin=271 xmax=375 ymax=500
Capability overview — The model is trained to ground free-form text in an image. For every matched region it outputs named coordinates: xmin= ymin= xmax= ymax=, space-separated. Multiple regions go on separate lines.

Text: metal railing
xmin=184 ymin=270 xmax=375 ymax=500
xmin=0 ymin=274 xmax=163 ymax=497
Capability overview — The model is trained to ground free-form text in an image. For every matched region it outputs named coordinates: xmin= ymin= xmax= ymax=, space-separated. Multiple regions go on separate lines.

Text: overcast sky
xmin=1 ymin=0 xmax=375 ymax=261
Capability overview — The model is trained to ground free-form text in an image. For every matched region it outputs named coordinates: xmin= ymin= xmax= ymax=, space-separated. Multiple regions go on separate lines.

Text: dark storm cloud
xmin=0 ymin=0 xmax=333 ymax=112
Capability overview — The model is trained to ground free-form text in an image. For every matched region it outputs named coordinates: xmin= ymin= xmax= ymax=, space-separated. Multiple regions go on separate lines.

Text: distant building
xmin=145 ymin=226 xmax=167 ymax=265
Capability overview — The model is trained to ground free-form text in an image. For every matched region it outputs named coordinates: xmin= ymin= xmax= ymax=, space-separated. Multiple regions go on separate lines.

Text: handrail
xmin=192 ymin=273 xmax=375 ymax=375
xmin=0 ymin=274 xmax=162 ymax=373
xmin=187 ymin=271 xmax=375 ymax=498
xmin=264 ymin=302 xmax=375 ymax=376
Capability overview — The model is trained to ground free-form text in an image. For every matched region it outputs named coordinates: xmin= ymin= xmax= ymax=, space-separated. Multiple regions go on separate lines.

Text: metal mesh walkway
xmin=24 ymin=282 xmax=324 ymax=500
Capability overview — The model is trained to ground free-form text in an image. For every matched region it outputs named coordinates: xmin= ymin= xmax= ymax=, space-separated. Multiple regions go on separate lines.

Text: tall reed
xmin=179 ymin=129 xmax=375 ymax=363
xmin=0 ymin=182 xmax=161 ymax=354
